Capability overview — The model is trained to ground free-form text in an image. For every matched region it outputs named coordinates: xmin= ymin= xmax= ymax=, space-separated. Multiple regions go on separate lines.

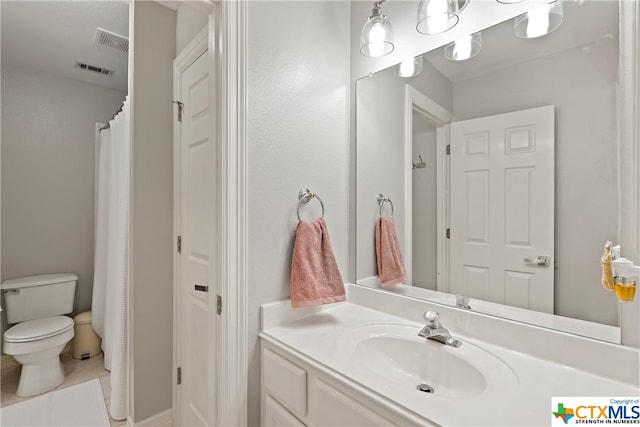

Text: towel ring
xmin=297 ymin=187 xmax=325 ymax=221
xmin=377 ymin=193 xmax=394 ymax=217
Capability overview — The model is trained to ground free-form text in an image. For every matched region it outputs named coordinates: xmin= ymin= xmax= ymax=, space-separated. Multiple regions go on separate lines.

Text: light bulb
xmin=368 ymin=22 xmax=387 ymax=58
xmin=513 ymin=1 xmax=563 ymax=39
xmin=444 ymin=32 xmax=482 ymax=61
xmin=360 ymin=3 xmax=394 ymax=58
xmin=428 ymin=14 xmax=450 ymax=34
xmin=452 ymin=35 xmax=472 ymax=60
xmin=395 ymin=56 xmax=424 ymax=77
xmin=399 ymin=60 xmax=416 ymax=77
xmin=417 ymin=0 xmax=460 ymax=35
xmin=526 ymin=5 xmax=551 ymax=38
xmin=427 ymin=0 xmax=449 ymax=32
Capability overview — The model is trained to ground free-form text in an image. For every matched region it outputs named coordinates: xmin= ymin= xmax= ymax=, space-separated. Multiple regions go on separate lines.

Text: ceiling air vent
xmin=75 ymin=61 xmax=115 ymax=77
xmin=95 ymin=28 xmax=129 ymax=54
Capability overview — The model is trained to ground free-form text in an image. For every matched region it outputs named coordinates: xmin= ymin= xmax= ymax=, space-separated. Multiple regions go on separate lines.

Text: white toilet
xmin=1 ymin=273 xmax=77 ymax=397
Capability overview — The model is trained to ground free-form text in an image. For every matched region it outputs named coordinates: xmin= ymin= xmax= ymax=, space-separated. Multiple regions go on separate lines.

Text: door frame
xmin=213 ymin=1 xmax=248 ymax=425
xmin=403 ymin=85 xmax=453 ymax=291
xmin=172 ymin=1 xmax=249 ymax=425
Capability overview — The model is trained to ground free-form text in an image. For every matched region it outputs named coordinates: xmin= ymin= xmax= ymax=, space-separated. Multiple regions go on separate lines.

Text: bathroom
xmin=0 ymin=0 xmax=130 ymax=422
xmin=0 ymin=1 xmax=208 ymax=424
xmin=2 ymin=0 xmax=639 ymax=426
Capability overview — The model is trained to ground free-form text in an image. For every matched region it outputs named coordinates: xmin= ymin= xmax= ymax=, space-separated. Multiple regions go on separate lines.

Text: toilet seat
xmin=4 ymin=316 xmax=74 ymax=343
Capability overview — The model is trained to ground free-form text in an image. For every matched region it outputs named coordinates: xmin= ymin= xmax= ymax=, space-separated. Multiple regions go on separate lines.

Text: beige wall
xmin=130 ymin=1 xmax=175 ymax=422
xmin=176 ymin=2 xmax=208 ymax=54
xmin=1 ymin=63 xmax=126 ymax=346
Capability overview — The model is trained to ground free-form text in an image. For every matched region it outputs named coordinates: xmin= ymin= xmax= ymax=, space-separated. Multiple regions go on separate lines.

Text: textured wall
xmin=1 ymin=64 xmax=126 ymax=349
xmin=246 ymin=2 xmax=351 ymax=425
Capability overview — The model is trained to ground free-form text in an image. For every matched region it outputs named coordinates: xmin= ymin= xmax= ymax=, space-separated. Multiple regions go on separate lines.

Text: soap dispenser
xmin=612 ymin=257 xmax=640 ymax=348
xmin=611 ymin=259 xmax=638 ymax=303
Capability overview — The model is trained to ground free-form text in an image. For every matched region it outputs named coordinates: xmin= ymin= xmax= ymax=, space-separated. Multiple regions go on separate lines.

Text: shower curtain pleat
xmin=92 ymin=128 xmax=110 ymax=340
xmin=91 ymin=96 xmax=129 ymax=421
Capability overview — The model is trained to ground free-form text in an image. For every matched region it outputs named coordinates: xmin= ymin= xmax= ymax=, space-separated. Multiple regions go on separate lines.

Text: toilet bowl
xmin=3 ymin=316 xmax=75 ymax=397
xmin=1 ymin=273 xmax=78 ymax=397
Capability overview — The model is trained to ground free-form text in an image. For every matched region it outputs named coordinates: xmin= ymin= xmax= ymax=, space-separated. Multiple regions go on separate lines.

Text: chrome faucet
xmin=418 ymin=309 xmax=462 ymax=348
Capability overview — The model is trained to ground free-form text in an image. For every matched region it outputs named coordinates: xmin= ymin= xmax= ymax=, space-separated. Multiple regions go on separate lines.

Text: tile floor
xmin=1 ymin=351 xmax=126 ymax=427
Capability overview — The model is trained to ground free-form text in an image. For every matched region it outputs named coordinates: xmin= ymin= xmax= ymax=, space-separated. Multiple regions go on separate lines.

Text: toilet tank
xmin=1 ymin=273 xmax=77 ymax=324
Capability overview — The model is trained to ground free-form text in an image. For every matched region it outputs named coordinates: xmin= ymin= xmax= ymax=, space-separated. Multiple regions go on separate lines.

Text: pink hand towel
xmin=290 ymin=217 xmax=346 ymax=308
xmin=375 ymin=216 xmax=407 ymax=287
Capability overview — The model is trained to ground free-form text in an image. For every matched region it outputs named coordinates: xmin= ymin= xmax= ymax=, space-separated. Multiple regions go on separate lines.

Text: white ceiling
xmin=1 ymin=1 xmax=130 ymax=92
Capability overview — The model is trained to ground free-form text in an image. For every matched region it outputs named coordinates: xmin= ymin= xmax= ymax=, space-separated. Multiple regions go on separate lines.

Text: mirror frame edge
xmin=620 ymin=0 xmax=640 ymax=266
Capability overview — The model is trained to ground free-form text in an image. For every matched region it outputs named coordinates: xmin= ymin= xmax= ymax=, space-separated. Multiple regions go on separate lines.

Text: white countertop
xmin=261 ymin=301 xmax=639 ymax=426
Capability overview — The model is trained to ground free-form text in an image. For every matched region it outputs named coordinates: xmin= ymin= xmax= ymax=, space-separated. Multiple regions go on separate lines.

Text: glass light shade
xmin=417 ymin=0 xmax=460 ymax=35
xmin=513 ymin=0 xmax=564 ymax=39
xmin=395 ymin=56 xmax=424 ymax=77
xmin=360 ymin=14 xmax=394 ymax=57
xmin=496 ymin=0 xmax=525 ymax=3
xmin=444 ymin=32 xmax=482 ymax=61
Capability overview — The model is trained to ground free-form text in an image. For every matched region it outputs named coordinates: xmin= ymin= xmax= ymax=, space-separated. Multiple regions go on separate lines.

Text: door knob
xmin=524 ymin=256 xmax=551 ymax=266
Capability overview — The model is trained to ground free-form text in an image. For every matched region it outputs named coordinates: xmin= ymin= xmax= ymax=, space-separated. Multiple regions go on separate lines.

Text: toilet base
xmin=3 ymin=324 xmax=74 ymax=397
xmin=14 ymin=349 xmax=66 ymax=397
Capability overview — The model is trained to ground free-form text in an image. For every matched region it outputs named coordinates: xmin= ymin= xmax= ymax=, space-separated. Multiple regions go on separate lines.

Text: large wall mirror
xmin=356 ymin=0 xmax=638 ymax=342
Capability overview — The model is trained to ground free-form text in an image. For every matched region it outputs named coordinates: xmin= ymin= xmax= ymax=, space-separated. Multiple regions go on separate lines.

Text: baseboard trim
xmin=127 ymin=409 xmax=172 ymax=427
xmin=1 ymin=341 xmax=74 ymax=369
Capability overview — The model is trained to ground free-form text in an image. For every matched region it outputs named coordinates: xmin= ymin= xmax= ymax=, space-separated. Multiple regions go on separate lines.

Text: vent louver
xmin=95 ymin=28 xmax=129 ymax=53
xmin=75 ymin=61 xmax=115 ymax=77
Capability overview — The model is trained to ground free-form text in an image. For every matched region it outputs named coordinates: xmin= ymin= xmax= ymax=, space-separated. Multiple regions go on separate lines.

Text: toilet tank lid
xmin=1 ymin=273 xmax=78 ymax=290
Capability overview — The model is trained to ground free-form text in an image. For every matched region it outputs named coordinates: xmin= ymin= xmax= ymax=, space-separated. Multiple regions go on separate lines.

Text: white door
xmin=175 ymin=48 xmax=215 ymax=426
xmin=449 ymin=105 xmax=554 ymax=313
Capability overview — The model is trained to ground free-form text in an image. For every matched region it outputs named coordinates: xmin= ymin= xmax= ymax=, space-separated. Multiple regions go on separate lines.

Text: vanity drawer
xmin=263 ymin=348 xmax=308 ymax=416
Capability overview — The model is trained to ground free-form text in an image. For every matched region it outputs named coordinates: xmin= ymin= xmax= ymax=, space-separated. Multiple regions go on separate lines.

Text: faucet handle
xmin=456 ymin=294 xmax=471 ymax=310
xmin=423 ymin=309 xmax=440 ymax=323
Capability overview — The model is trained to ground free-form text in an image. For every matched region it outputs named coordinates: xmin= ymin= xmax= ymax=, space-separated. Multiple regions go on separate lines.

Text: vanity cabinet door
xmin=264 ymin=395 xmax=307 ymax=427
xmin=309 ymin=378 xmax=399 ymax=427
xmin=261 ymin=341 xmax=427 ymax=427
xmin=263 ymin=348 xmax=308 ymax=418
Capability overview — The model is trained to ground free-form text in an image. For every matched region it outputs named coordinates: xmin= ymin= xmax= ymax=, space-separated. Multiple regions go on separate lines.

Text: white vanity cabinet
xmin=261 ymin=339 xmax=429 ymax=427
xmin=260 ymin=297 xmax=640 ymax=426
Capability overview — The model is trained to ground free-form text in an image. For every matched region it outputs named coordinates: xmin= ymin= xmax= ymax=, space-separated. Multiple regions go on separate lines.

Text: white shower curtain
xmin=92 ymin=96 xmax=130 ymax=421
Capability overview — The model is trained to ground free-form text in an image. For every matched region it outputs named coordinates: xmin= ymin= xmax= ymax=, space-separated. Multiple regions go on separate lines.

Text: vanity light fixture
xmin=395 ymin=56 xmax=424 ymax=77
xmin=513 ymin=0 xmax=564 ymax=39
xmin=443 ymin=32 xmax=482 ymax=61
xmin=416 ymin=0 xmax=469 ymax=35
xmin=360 ymin=0 xmax=395 ymax=57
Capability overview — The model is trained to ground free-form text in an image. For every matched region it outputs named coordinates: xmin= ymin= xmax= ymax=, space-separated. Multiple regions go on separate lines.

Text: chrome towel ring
xmin=377 ymin=193 xmax=394 ymax=217
xmin=297 ymin=187 xmax=325 ymax=221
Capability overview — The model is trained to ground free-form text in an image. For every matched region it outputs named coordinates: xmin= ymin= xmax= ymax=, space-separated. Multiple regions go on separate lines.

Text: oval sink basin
xmin=341 ymin=324 xmax=517 ymax=399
